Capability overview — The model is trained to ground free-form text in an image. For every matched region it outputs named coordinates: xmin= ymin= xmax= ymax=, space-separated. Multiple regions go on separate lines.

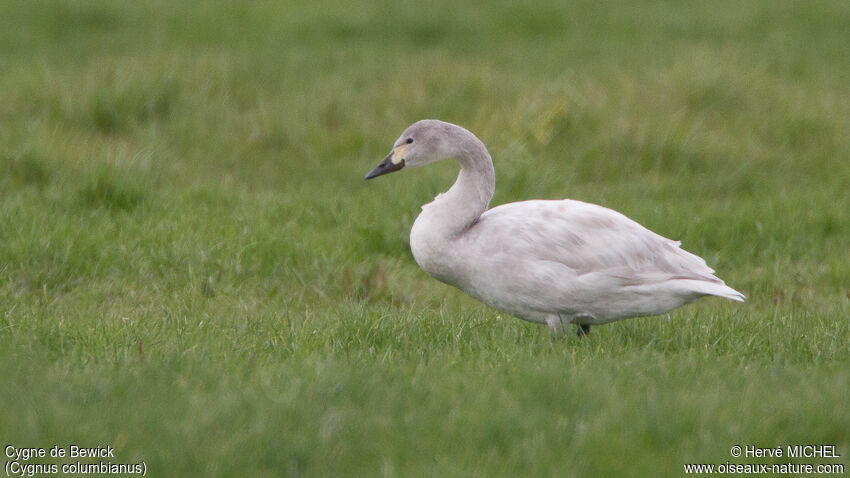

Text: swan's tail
xmin=682 ymin=280 xmax=746 ymax=302
xmin=661 ymin=242 xmax=745 ymax=303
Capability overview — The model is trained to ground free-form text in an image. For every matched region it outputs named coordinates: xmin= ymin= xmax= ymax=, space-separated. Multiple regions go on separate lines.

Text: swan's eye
xmin=406 ymin=138 xmax=413 ymax=144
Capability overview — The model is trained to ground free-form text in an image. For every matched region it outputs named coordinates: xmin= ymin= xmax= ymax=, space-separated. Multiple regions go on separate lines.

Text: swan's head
xmin=365 ymin=119 xmax=470 ymax=179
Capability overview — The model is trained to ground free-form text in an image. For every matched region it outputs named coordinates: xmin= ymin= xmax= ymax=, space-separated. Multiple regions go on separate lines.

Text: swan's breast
xmin=409 ymin=203 xmax=472 ymax=286
xmin=410 ymin=211 xmax=446 ymax=277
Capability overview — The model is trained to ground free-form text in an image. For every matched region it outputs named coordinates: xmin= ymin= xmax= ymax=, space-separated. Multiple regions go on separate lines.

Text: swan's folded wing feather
xmin=474 ymin=199 xmax=722 ymax=284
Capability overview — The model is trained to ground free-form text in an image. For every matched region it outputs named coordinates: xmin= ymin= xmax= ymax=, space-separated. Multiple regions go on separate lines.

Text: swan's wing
xmin=473 ymin=199 xmax=722 ymax=284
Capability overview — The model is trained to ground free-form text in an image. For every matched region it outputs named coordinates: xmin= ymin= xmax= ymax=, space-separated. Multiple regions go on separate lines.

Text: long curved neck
xmin=424 ymin=141 xmax=495 ymax=236
xmin=409 ymin=127 xmax=495 ymax=281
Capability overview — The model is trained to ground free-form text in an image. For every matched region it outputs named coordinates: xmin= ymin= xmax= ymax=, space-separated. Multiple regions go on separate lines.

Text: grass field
xmin=1 ymin=1 xmax=849 ymax=476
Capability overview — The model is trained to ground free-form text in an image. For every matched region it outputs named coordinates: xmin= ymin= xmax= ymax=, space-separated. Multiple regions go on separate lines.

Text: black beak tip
xmin=364 ymin=157 xmax=404 ymax=180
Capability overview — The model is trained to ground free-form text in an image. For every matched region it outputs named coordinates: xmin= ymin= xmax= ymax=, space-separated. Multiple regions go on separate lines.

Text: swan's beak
xmin=365 ymin=146 xmax=406 ymax=179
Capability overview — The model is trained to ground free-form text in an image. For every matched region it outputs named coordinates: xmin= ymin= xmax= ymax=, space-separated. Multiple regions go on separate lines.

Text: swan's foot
xmin=576 ymin=323 xmax=591 ymax=337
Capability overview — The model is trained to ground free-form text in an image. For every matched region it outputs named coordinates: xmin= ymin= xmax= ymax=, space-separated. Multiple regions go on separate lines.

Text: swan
xmin=365 ymin=119 xmax=744 ymax=336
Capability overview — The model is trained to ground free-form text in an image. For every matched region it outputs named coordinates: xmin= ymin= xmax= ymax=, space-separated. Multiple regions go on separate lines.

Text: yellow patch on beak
xmin=391 ymin=144 xmax=407 ymax=164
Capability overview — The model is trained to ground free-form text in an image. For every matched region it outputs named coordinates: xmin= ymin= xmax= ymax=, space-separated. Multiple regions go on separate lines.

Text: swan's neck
xmin=409 ymin=132 xmax=495 ymax=282
xmin=427 ymin=147 xmax=494 ymax=232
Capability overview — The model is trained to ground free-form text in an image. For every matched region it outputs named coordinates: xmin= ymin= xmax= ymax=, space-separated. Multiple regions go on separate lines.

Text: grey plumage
xmin=367 ymin=119 xmax=744 ymax=335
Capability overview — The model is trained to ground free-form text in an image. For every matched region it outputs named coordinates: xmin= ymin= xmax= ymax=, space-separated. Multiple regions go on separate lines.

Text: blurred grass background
xmin=1 ymin=0 xmax=848 ymax=476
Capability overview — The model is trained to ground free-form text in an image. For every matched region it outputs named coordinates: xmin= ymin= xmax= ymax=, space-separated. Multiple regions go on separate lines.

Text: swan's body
xmin=366 ymin=120 xmax=744 ymax=335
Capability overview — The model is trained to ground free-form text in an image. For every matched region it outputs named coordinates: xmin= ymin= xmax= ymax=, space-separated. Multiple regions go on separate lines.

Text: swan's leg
xmin=576 ymin=323 xmax=591 ymax=337
xmin=546 ymin=314 xmax=570 ymax=336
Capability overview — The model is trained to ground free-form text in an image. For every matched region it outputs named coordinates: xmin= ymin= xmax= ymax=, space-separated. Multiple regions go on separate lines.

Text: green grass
xmin=2 ymin=0 xmax=849 ymax=476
